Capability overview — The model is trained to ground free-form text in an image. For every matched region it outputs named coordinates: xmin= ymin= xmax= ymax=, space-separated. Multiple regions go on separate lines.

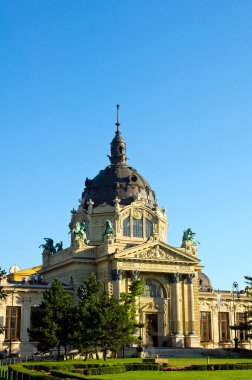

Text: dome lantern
xmin=109 ymin=105 xmax=127 ymax=165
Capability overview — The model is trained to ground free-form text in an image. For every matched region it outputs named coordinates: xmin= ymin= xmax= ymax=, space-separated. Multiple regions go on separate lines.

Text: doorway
xmin=145 ymin=314 xmax=158 ymax=347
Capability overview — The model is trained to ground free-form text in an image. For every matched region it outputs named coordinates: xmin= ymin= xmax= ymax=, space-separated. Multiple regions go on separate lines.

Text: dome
xmin=82 ymin=163 xmax=156 ymax=209
xmin=9 ymin=265 xmax=21 ymax=274
xmin=81 ymin=107 xmax=156 ymax=210
xmin=199 ymin=272 xmax=213 ymax=292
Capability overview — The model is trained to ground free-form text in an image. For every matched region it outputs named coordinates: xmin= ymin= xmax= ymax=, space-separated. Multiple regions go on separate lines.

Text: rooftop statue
xmin=182 ymin=228 xmax=200 ymax=246
xmin=103 ymin=220 xmax=115 ymax=237
xmin=55 ymin=241 xmax=63 ymax=253
xmin=70 ymin=221 xmax=89 ymax=244
xmin=39 ymin=238 xmax=56 ymax=254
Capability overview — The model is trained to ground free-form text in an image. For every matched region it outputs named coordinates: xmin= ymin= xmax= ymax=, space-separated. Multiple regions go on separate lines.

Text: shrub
xmin=162 ymin=366 xmax=181 ymax=371
xmin=125 ymin=363 xmax=161 ymax=371
xmin=84 ymin=365 xmax=125 ymax=375
xmin=185 ymin=363 xmax=252 ymax=371
xmin=51 ymin=369 xmax=89 ymax=380
xmin=8 ymin=364 xmax=60 ymax=380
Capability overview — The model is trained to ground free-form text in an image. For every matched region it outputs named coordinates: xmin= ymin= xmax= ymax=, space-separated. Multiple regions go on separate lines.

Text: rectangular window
xmin=236 ymin=312 xmax=247 ymax=341
xmin=218 ymin=312 xmax=230 ymax=342
xmin=5 ymin=306 xmax=21 ymax=341
xmin=200 ymin=311 xmax=212 ymax=341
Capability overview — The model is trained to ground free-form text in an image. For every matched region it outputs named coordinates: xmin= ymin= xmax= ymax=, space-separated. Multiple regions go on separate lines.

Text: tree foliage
xmin=242 ymin=275 xmax=252 ymax=339
xmin=28 ymin=273 xmax=144 ymax=360
xmin=75 ymin=273 xmax=144 ymax=360
xmin=230 ymin=276 xmax=252 ymax=340
xmin=28 ymin=278 xmax=74 ymax=359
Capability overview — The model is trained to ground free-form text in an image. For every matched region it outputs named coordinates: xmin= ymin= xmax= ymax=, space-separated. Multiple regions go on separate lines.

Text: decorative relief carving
xmin=120 ymin=210 xmax=130 ymax=220
xmin=133 ymin=208 xmax=143 ymax=219
xmin=145 ymin=212 xmax=154 ymax=222
xmin=142 ymin=301 xmax=159 ymax=311
xmin=134 ymin=248 xmax=175 ymax=261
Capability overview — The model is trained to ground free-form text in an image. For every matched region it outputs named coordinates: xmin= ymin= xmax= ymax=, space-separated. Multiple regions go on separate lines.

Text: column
xmin=111 ymin=269 xmax=124 ymax=298
xmin=171 ymin=273 xmax=182 ymax=334
xmin=184 ymin=273 xmax=200 ymax=348
xmin=187 ymin=273 xmax=195 ymax=335
xmin=170 ymin=273 xmax=184 ymax=347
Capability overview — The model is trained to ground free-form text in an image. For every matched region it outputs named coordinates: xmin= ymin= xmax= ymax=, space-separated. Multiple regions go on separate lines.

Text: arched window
xmin=133 ymin=218 xmax=143 ymax=237
xmin=145 ymin=219 xmax=153 ymax=238
xmin=143 ymin=278 xmax=165 ymax=298
xmin=123 ymin=216 xmax=130 ymax=237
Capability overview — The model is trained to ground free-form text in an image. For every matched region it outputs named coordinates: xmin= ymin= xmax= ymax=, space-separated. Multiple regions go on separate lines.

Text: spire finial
xmin=115 ymin=104 xmax=120 ymax=132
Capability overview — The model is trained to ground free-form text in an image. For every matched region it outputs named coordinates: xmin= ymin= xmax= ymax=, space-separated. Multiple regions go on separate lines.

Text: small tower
xmin=109 ymin=105 xmax=127 ymax=165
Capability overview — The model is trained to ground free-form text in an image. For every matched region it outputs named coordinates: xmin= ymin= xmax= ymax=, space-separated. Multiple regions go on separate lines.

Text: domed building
xmin=0 ymin=108 xmax=251 ymax=356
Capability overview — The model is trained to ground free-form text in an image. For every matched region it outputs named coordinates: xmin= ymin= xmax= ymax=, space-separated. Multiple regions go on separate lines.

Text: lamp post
xmin=232 ymin=281 xmax=240 ymax=350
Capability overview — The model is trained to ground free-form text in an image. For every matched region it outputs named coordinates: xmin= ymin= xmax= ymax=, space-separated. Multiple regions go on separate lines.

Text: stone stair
xmin=143 ymin=347 xmax=241 ymax=358
xmin=120 ymin=347 xmax=242 ymax=359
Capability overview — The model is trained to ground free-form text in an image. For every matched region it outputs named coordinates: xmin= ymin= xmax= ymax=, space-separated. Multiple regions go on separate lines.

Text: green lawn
xmin=87 ymin=370 xmax=252 ymax=380
xmin=11 ymin=358 xmax=252 ymax=380
xmin=67 ymin=357 xmax=252 ymax=367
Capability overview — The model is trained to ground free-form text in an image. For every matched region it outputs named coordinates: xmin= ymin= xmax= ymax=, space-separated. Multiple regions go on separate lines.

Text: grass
xmin=9 ymin=358 xmax=252 ymax=380
xmin=87 ymin=370 xmax=252 ymax=380
xmin=60 ymin=357 xmax=252 ymax=367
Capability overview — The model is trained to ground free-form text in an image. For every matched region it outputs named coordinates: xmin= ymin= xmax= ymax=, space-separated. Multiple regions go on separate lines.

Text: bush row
xmin=8 ymin=364 xmax=60 ymax=380
xmin=125 ymin=363 xmax=161 ymax=371
xmin=187 ymin=363 xmax=252 ymax=371
xmin=51 ymin=365 xmax=126 ymax=377
xmin=50 ymin=369 xmax=99 ymax=380
xmin=9 ymin=361 xmax=162 ymax=380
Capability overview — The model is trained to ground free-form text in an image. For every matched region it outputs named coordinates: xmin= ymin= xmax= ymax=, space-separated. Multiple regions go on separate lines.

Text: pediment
xmin=114 ymin=241 xmax=199 ymax=264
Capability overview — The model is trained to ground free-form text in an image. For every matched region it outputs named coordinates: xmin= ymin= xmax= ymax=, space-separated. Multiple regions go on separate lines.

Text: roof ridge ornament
xmin=115 ymin=104 xmax=120 ymax=132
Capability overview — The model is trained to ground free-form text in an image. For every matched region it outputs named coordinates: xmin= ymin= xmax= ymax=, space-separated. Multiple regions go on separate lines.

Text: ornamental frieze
xmin=134 ymin=248 xmax=175 ymax=261
xmin=116 ymin=262 xmax=193 ymax=273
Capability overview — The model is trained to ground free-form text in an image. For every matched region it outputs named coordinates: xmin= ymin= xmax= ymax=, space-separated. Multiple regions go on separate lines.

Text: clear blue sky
xmin=1 ymin=0 xmax=251 ymax=291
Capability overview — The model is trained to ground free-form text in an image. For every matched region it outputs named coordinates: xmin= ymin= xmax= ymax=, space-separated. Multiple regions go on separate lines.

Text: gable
xmin=114 ymin=241 xmax=199 ymax=264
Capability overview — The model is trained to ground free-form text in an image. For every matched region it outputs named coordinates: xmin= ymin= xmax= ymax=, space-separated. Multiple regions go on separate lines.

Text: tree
xmin=230 ymin=276 xmax=252 ymax=341
xmin=0 ymin=268 xmax=7 ymax=335
xmin=28 ymin=278 xmax=74 ymax=360
xmin=75 ymin=273 xmax=144 ymax=360
xmin=242 ymin=276 xmax=252 ymax=339
xmin=74 ymin=272 xmax=104 ymax=359
xmin=98 ymin=292 xmax=138 ymax=359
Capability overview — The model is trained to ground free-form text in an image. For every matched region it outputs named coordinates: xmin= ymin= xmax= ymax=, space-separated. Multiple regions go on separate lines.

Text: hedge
xmin=51 ymin=364 xmax=126 ymax=377
xmin=125 ymin=363 xmax=161 ymax=371
xmin=8 ymin=364 xmax=60 ymax=380
xmin=186 ymin=363 xmax=252 ymax=371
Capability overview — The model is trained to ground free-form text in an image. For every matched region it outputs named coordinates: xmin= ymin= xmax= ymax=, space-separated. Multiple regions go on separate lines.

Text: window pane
xmin=237 ymin=312 xmax=247 ymax=341
xmin=145 ymin=219 xmax=153 ymax=238
xmin=143 ymin=279 xmax=164 ymax=298
xmin=123 ymin=216 xmax=130 ymax=237
xmin=218 ymin=312 xmax=230 ymax=341
xmin=200 ymin=311 xmax=212 ymax=341
xmin=133 ymin=218 xmax=143 ymax=237
xmin=5 ymin=306 xmax=21 ymax=341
